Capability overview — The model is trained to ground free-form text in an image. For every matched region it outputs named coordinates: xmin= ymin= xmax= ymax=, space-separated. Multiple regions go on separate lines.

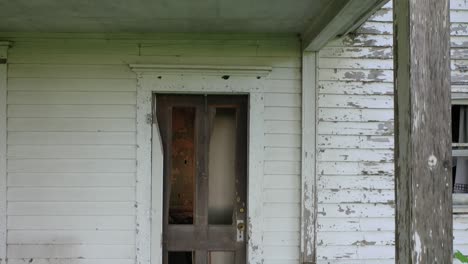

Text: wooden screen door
xmin=155 ymin=94 xmax=248 ymax=264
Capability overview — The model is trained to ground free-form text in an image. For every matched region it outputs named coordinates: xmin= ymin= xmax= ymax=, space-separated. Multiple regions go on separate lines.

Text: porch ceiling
xmin=0 ymin=0 xmax=326 ymax=32
xmin=0 ymin=0 xmax=388 ymax=50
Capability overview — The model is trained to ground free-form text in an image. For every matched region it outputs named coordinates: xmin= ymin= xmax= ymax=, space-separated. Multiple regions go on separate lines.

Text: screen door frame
xmin=131 ymin=64 xmax=271 ymax=264
xmin=156 ymin=94 xmax=248 ymax=263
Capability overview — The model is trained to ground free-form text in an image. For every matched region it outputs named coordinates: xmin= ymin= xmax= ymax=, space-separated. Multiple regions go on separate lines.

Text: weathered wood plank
xmin=265 ymin=147 xmax=301 ymax=161
xmin=7 ymin=91 xmax=135 ymax=105
xmin=317 ymin=135 xmax=394 ymax=149
xmin=7 ymin=159 xmax=136 ymax=173
xmin=7 ymin=260 xmax=134 ymax=264
xmin=319 ymin=81 xmax=394 ymax=95
xmin=263 ymin=175 xmax=300 ymax=189
xmin=318 ymin=189 xmax=394 ymax=204
xmin=317 ymin=217 xmax=395 ymax=232
xmin=318 ymin=175 xmax=394 ymax=190
xmin=318 ymin=121 xmax=394 ymax=136
xmin=8 ymin=145 xmax=135 ymax=159
xmin=8 ymin=202 xmax=135 ymax=216
xmin=7 ymin=245 xmax=135 ymax=259
xmin=317 ymin=231 xmax=395 ymax=246
xmin=8 ymin=64 xmax=135 ymax=79
xmin=8 ymin=230 xmax=135 ymax=245
xmin=265 ymin=134 xmax=301 ymax=148
xmin=327 ymin=34 xmax=393 ymax=47
xmin=319 ymin=47 xmax=393 ymax=59
xmin=318 ymin=148 xmax=393 ymax=162
xmin=394 ymin=0 xmax=453 ymax=263
xmin=8 ymin=105 xmax=136 ymax=118
xmin=7 ymin=187 xmax=135 ymax=202
xmin=318 ymin=94 xmax=393 ymax=109
xmin=319 ymin=57 xmax=393 ymax=70
xmin=8 ymin=132 xmax=136 ymax=145
xmin=319 ymin=69 xmax=393 ymax=82
xmin=318 ymin=161 xmax=394 ymax=175
xmin=8 ymin=216 xmax=135 ymax=230
xmin=7 ymin=118 xmax=135 ymax=132
xmin=317 ymin=204 xmax=394 ymax=218
xmin=319 ymin=108 xmax=394 ymax=122
xmin=316 ymin=245 xmax=394 ymax=260
xmin=8 ymin=173 xmax=135 ymax=187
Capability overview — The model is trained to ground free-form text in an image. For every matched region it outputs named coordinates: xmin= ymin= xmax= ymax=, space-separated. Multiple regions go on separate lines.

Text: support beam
xmin=300 ymin=52 xmax=317 ymax=263
xmin=0 ymin=41 xmax=10 ymax=264
xmin=393 ymin=0 xmax=452 ymax=263
xmin=302 ymin=0 xmax=388 ymax=52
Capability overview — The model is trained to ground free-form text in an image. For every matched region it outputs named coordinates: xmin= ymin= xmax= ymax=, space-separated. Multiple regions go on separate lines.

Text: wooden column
xmin=393 ymin=0 xmax=452 ymax=263
xmin=0 ymin=41 xmax=10 ymax=264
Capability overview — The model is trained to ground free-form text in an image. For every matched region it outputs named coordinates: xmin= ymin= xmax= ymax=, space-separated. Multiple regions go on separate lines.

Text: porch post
xmin=300 ymin=51 xmax=317 ymax=263
xmin=393 ymin=0 xmax=452 ymax=263
xmin=0 ymin=41 xmax=10 ymax=264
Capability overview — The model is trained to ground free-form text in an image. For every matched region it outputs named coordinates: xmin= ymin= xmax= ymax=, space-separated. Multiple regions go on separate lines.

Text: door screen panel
xmin=156 ymin=95 xmax=247 ymax=264
xmin=208 ymin=108 xmax=237 ymax=225
xmin=210 ymin=251 xmax=235 ymax=264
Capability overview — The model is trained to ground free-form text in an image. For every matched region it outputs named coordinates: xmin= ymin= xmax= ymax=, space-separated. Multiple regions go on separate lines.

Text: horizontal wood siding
xmin=1 ymin=33 xmax=302 ymax=263
xmin=317 ymin=0 xmax=468 ymax=262
xmin=317 ymin=3 xmax=395 ymax=260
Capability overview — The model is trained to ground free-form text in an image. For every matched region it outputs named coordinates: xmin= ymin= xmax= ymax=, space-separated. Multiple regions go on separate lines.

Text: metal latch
xmin=236 ymin=220 xmax=245 ymax=242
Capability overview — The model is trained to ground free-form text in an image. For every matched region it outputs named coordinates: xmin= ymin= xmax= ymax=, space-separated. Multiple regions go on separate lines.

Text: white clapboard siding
xmin=8 ymin=230 xmax=135 ymax=244
xmin=316 ymin=3 xmax=396 ymax=262
xmin=8 ymin=202 xmax=135 ymax=216
xmin=7 ymin=260 xmax=134 ymax=264
xmin=316 ymin=1 xmax=468 ymax=262
xmin=3 ymin=33 xmax=302 ymax=263
xmin=8 ymin=173 xmax=135 ymax=187
xmin=263 ymin=175 xmax=300 ymax=189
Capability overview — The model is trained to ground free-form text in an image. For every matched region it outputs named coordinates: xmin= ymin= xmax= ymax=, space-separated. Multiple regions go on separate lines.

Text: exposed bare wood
xmin=394 ymin=0 xmax=452 ymax=263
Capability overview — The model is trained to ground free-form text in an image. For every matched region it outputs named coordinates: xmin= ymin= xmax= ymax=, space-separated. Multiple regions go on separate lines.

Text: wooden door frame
xmin=130 ymin=64 xmax=272 ymax=264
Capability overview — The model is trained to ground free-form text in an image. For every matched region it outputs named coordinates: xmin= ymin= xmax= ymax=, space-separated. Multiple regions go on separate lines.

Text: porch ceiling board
xmin=0 ymin=0 xmax=388 ymax=51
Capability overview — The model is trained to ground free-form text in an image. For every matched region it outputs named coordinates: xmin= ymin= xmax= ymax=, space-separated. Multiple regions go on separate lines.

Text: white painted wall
xmin=0 ymin=33 xmax=302 ymax=263
xmin=316 ymin=0 xmax=468 ymax=262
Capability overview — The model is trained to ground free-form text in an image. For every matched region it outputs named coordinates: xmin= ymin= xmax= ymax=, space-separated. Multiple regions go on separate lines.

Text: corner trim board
xmin=300 ymin=52 xmax=317 ymax=262
xmin=0 ymin=42 xmax=9 ymax=264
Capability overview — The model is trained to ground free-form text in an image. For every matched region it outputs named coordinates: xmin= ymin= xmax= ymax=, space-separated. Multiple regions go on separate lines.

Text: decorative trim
xmin=130 ymin=64 xmax=272 ymax=77
xmin=300 ymin=52 xmax=317 ymax=263
xmin=0 ymin=42 xmax=9 ymax=264
xmin=131 ymin=65 xmax=268 ymax=264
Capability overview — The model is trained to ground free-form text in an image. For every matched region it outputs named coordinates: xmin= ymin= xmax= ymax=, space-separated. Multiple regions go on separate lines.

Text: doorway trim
xmin=130 ymin=64 xmax=272 ymax=264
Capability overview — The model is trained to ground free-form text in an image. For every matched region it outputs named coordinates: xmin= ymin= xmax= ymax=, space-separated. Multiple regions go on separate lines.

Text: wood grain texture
xmin=394 ymin=0 xmax=453 ymax=263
